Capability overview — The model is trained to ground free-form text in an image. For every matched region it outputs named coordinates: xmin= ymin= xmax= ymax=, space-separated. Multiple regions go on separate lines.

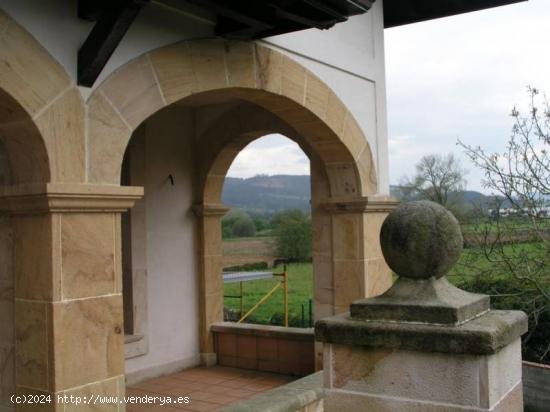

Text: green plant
xmin=222 ymin=210 xmax=256 ymax=238
xmin=271 ymin=209 xmax=312 ymax=261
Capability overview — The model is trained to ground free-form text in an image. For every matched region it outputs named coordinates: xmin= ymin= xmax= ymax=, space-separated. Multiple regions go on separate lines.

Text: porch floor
xmin=126 ymin=366 xmax=296 ymax=411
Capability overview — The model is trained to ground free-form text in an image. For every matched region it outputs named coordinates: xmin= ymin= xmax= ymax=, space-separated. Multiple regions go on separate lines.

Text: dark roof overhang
xmin=384 ymin=0 xmax=527 ymax=28
xmin=77 ymin=0 xmax=527 ymax=87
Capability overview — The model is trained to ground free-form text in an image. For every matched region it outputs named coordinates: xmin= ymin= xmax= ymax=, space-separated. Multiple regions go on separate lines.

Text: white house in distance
xmin=0 ymin=0 xmax=525 ymax=411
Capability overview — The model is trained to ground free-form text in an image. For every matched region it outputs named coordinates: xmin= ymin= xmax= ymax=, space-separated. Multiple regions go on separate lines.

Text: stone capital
xmin=321 ymin=196 xmax=399 ymax=214
xmin=193 ymin=203 xmax=231 ymax=217
xmin=0 ymin=183 xmax=144 ymax=214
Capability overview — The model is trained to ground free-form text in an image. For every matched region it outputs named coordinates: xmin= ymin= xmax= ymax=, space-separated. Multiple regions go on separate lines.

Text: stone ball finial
xmin=380 ymin=200 xmax=463 ymax=280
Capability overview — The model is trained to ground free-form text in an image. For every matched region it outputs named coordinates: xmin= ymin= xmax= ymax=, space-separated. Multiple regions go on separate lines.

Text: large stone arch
xmin=0 ymin=9 xmax=85 ymax=184
xmin=87 ymin=40 xmax=378 ymax=197
xmin=88 ymin=39 xmax=393 ymax=370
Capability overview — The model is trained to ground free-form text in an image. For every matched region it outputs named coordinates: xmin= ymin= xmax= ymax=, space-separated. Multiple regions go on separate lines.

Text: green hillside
xmin=222 ymin=175 xmax=311 ymax=216
xmin=221 ymin=175 xmax=499 ymax=216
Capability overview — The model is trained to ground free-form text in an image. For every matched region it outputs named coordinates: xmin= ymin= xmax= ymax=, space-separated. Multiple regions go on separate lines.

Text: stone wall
xmin=523 ymin=361 xmax=550 ymax=411
xmin=0 ymin=142 xmax=13 ymax=411
xmin=213 ymin=323 xmax=315 ymax=376
xmin=0 ymin=215 xmax=13 ymax=411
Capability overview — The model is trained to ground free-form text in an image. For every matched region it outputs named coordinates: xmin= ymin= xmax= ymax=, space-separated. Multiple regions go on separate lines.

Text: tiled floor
xmin=126 ymin=366 xmax=296 ymax=411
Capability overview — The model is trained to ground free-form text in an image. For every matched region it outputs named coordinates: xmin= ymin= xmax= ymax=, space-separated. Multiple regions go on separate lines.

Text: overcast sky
xmin=229 ymin=0 xmax=549 ymax=193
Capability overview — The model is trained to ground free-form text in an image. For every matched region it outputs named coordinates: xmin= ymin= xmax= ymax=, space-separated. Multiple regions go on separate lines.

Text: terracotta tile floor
xmin=126 ymin=366 xmax=295 ymax=411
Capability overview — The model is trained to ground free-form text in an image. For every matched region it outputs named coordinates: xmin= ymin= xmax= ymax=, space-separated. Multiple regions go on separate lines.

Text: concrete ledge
xmin=221 ymin=372 xmax=324 ymax=412
xmin=315 ymin=310 xmax=527 ymax=355
xmin=212 ymin=322 xmax=314 ymax=341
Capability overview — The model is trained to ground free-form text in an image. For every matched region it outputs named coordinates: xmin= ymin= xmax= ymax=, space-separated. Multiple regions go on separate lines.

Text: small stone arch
xmin=87 ymin=40 xmax=378 ymax=197
xmin=0 ymin=9 xmax=87 ymax=408
xmin=0 ymin=8 xmax=86 ymax=184
xmin=194 ymin=96 xmax=329 ymax=205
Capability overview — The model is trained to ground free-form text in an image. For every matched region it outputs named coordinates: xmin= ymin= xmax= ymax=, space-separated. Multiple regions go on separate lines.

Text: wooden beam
xmin=78 ymin=0 xmax=150 ymax=87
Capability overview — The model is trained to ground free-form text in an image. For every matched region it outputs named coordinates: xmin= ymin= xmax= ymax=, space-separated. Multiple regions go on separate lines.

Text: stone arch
xmin=194 ymin=97 xmax=328 ymax=205
xmin=90 ymin=39 xmax=391 ymax=371
xmin=87 ymin=40 xmax=378 ymax=197
xmin=0 ymin=9 xmax=86 ymax=184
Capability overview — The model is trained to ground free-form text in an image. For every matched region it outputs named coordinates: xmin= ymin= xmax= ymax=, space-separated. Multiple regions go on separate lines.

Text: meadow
xmin=224 ymin=262 xmax=314 ymax=327
xmin=223 ymin=239 xmax=548 ymax=327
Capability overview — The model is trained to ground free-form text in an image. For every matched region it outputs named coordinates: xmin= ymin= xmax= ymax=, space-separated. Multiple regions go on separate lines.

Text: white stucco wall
xmin=124 ymin=107 xmax=201 ymax=376
xmin=0 ymin=0 xmax=389 ymax=194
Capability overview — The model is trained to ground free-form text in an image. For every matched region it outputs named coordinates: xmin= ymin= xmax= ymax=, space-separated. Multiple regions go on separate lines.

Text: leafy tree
xmin=272 ymin=209 xmax=312 ymax=261
xmin=458 ymin=87 xmax=550 ymax=364
xmin=231 ymin=214 xmax=256 ymax=237
xmin=253 ymin=217 xmax=270 ymax=233
xmin=222 ymin=210 xmax=256 ymax=238
xmin=400 ymin=153 xmax=468 ymax=216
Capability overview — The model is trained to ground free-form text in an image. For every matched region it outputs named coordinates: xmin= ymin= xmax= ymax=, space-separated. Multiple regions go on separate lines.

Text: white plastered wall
xmin=0 ymin=0 xmax=389 ymax=194
xmin=124 ymin=106 xmax=201 ymax=378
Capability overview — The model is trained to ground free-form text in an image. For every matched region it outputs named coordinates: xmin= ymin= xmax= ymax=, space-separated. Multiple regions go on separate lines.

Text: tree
xmin=400 ymin=153 xmax=468 ymax=214
xmin=222 ymin=210 xmax=256 ymax=238
xmin=271 ymin=209 xmax=312 ymax=261
xmin=458 ymin=87 xmax=550 ymax=365
xmin=231 ymin=214 xmax=256 ymax=238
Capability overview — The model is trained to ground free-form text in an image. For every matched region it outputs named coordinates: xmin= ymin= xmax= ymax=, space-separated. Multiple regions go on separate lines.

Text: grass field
xmin=224 ymin=262 xmax=314 ymax=327
xmin=223 ymin=239 xmax=548 ymax=327
xmin=461 ymin=219 xmax=550 ymax=234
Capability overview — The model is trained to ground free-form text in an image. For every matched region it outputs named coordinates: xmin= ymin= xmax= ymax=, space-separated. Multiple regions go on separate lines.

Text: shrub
xmin=271 ymin=209 xmax=312 ymax=261
xmin=231 ymin=215 xmax=256 ymax=237
xmin=222 ymin=210 xmax=256 ymax=238
xmin=454 ymin=275 xmax=550 ymax=364
xmin=223 ymin=262 xmax=268 ymax=272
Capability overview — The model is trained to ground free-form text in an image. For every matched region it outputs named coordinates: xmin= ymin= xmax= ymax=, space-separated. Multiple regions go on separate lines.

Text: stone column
xmin=322 ymin=196 xmax=398 ymax=314
xmin=316 ymin=200 xmax=527 ymax=412
xmin=314 ymin=196 xmax=397 ymax=370
xmin=0 ymin=183 xmax=142 ymax=411
xmin=194 ymin=203 xmax=230 ymax=367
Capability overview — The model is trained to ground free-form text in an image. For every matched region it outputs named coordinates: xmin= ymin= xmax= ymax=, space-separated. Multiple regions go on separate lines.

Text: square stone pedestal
xmin=316 ymin=310 xmax=527 ymax=412
xmin=324 ymin=340 xmax=523 ymax=411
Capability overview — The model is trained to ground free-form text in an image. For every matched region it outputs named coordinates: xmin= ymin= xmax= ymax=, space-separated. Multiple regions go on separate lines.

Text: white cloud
xmin=227 ymin=134 xmax=310 ymax=178
xmin=385 ymin=0 xmax=550 ymax=192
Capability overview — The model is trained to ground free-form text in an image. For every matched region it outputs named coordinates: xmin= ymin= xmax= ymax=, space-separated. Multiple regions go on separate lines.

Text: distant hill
xmin=222 ymin=175 xmax=311 ymax=216
xmin=221 ymin=176 xmax=505 ymax=217
xmin=390 ymin=185 xmax=509 ymax=208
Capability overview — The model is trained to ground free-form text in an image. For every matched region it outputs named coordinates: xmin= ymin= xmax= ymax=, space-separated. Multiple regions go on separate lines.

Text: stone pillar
xmin=0 ymin=183 xmax=142 ymax=411
xmin=314 ymin=196 xmax=397 ymax=369
xmin=194 ymin=203 xmax=230 ymax=367
xmin=322 ymin=196 xmax=398 ymax=314
xmin=316 ymin=200 xmax=527 ymax=412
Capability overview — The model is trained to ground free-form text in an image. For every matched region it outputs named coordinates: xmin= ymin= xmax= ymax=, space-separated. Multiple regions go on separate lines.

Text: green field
xmin=461 ymin=219 xmax=550 ymax=234
xmin=223 ymin=242 xmax=547 ymax=327
xmin=224 ymin=262 xmax=314 ymax=327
